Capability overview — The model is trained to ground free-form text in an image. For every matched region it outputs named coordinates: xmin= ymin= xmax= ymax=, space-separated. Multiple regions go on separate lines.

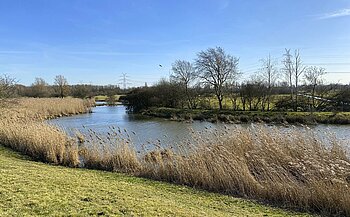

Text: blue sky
xmin=0 ymin=0 xmax=349 ymax=86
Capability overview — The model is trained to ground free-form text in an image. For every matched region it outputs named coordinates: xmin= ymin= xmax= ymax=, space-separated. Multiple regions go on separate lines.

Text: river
xmin=48 ymin=106 xmax=350 ymax=149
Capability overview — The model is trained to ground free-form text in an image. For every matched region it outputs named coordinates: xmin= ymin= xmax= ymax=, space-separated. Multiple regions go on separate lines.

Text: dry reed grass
xmin=0 ymin=97 xmax=93 ymax=166
xmin=78 ymin=125 xmax=350 ymax=216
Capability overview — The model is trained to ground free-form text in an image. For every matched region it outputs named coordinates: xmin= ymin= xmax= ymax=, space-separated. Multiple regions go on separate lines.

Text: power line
xmin=305 ymin=63 xmax=350 ymax=66
xmin=118 ymin=73 xmax=132 ymax=91
xmin=327 ymin=72 xmax=350 ymax=74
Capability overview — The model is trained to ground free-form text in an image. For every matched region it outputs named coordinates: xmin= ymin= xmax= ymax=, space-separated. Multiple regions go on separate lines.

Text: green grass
xmin=94 ymin=95 xmax=123 ymax=101
xmin=0 ymin=146 xmax=312 ymax=217
xmin=94 ymin=95 xmax=108 ymax=101
xmin=143 ymin=107 xmax=350 ymax=124
xmin=197 ymin=94 xmax=285 ymax=110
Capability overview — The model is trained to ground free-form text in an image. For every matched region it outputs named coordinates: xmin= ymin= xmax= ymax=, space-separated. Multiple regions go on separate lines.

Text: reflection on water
xmin=48 ymin=106 xmax=350 ymax=149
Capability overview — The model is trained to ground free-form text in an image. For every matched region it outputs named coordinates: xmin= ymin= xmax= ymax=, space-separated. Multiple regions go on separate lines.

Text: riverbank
xmin=141 ymin=107 xmax=350 ymax=124
xmin=0 ymin=146 xmax=311 ymax=216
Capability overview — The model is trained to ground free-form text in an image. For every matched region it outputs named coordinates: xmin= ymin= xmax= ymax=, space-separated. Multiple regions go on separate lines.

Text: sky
xmin=0 ymin=0 xmax=349 ymax=87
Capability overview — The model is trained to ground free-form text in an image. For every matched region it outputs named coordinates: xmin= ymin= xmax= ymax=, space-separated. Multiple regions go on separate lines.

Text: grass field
xmin=95 ymin=95 xmax=123 ymax=101
xmin=0 ymin=146 xmax=311 ymax=217
xmin=194 ymin=94 xmax=289 ymax=110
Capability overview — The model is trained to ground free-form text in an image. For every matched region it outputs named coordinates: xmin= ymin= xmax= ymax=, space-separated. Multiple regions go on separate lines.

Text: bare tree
xmin=259 ymin=54 xmax=279 ymax=111
xmin=195 ymin=47 xmax=239 ymax=110
xmin=304 ymin=66 xmax=326 ymax=112
xmin=0 ymin=74 xmax=17 ymax=99
xmin=225 ymin=81 xmax=240 ymax=110
xmin=31 ymin=77 xmax=50 ymax=98
xmin=171 ymin=60 xmax=198 ymax=109
xmin=243 ymin=75 xmax=268 ymax=111
xmin=293 ymin=49 xmax=306 ymax=111
xmin=54 ymin=75 xmax=69 ymax=98
xmin=282 ymin=49 xmax=306 ymax=111
xmin=282 ymin=49 xmax=294 ymax=105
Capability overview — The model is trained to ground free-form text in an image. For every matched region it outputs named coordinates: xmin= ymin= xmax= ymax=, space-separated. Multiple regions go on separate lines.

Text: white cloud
xmin=319 ymin=8 xmax=350 ymax=19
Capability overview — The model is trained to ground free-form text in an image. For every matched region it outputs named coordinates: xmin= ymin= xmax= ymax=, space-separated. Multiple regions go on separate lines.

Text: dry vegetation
xmin=0 ymin=98 xmax=93 ymax=165
xmin=0 ymin=98 xmax=349 ymax=216
xmin=80 ymin=126 xmax=350 ymax=216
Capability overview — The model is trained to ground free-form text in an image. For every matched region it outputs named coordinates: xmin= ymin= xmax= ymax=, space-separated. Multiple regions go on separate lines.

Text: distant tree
xmin=0 ymin=74 xmax=17 ymax=99
xmin=195 ymin=47 xmax=239 ymax=110
xmin=225 ymin=81 xmax=240 ymax=110
xmin=259 ymin=54 xmax=279 ymax=111
xmin=282 ymin=49 xmax=306 ymax=111
xmin=107 ymin=93 xmax=116 ymax=105
xmin=154 ymin=78 xmax=183 ymax=108
xmin=72 ymin=84 xmax=92 ymax=99
xmin=31 ymin=77 xmax=50 ymax=98
xmin=171 ymin=60 xmax=198 ymax=109
xmin=333 ymin=86 xmax=350 ymax=112
xmin=304 ymin=66 xmax=326 ymax=112
xmin=240 ymin=77 xmax=268 ymax=111
xmin=125 ymin=87 xmax=154 ymax=113
xmin=292 ymin=50 xmax=306 ymax=111
xmin=54 ymin=75 xmax=69 ymax=98
xmin=125 ymin=79 xmax=183 ymax=112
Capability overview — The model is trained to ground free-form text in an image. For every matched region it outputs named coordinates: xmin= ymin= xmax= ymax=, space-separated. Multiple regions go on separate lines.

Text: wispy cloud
xmin=318 ymin=8 xmax=350 ymax=19
xmin=0 ymin=50 xmax=38 ymax=54
xmin=217 ymin=0 xmax=230 ymax=11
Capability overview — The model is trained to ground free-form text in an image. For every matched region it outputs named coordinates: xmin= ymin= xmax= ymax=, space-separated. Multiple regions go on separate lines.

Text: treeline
xmin=1 ymin=46 xmax=349 ymax=112
xmin=0 ymin=74 xmax=122 ymax=99
xmin=126 ymin=47 xmax=350 ymax=112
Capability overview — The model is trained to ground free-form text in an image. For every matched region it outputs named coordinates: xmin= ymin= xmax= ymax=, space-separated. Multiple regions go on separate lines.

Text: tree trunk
xmin=312 ymin=85 xmax=316 ymax=113
xmin=218 ymin=95 xmax=223 ymax=110
xmin=185 ymin=85 xmax=192 ymax=109
xmin=295 ymin=80 xmax=298 ymax=112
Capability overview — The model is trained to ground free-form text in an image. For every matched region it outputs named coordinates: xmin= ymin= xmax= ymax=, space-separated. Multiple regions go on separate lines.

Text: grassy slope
xmin=0 ymin=146 xmax=312 ymax=217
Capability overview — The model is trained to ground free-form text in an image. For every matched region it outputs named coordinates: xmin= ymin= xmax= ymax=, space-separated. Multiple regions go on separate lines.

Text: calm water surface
xmin=49 ymin=106 xmax=350 ymax=148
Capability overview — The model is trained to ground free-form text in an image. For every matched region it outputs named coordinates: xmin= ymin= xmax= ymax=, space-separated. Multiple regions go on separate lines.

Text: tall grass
xmin=0 ymin=98 xmax=349 ymax=216
xmin=0 ymin=98 xmax=93 ymax=166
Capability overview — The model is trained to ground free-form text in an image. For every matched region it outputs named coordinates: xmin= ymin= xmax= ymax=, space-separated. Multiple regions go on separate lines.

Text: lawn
xmin=0 ymin=146 xmax=311 ymax=217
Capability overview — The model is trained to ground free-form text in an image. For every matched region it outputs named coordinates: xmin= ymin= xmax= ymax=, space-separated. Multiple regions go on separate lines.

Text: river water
xmin=48 ymin=106 xmax=350 ymax=149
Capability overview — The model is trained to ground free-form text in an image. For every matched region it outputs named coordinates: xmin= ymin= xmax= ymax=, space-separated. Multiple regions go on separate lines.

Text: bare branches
xmin=195 ymin=47 xmax=239 ymax=110
xmin=304 ymin=66 xmax=326 ymax=86
xmin=0 ymin=74 xmax=17 ymax=99
xmin=171 ymin=60 xmax=196 ymax=86
xmin=31 ymin=77 xmax=50 ymax=98
xmin=259 ymin=54 xmax=279 ymax=111
xmin=282 ymin=49 xmax=306 ymax=111
xmin=282 ymin=49 xmax=294 ymax=102
xmin=171 ymin=60 xmax=198 ymax=109
xmin=304 ymin=66 xmax=327 ymax=111
xmin=54 ymin=75 xmax=69 ymax=98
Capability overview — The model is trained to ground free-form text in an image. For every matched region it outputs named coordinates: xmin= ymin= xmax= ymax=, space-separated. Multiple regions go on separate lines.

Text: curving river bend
xmin=49 ymin=106 xmax=350 ymax=149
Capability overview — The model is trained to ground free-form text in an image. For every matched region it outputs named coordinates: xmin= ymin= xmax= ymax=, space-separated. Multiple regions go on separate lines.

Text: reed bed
xmin=78 ymin=126 xmax=350 ymax=216
xmin=0 ymin=98 xmax=349 ymax=216
xmin=0 ymin=98 xmax=92 ymax=165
